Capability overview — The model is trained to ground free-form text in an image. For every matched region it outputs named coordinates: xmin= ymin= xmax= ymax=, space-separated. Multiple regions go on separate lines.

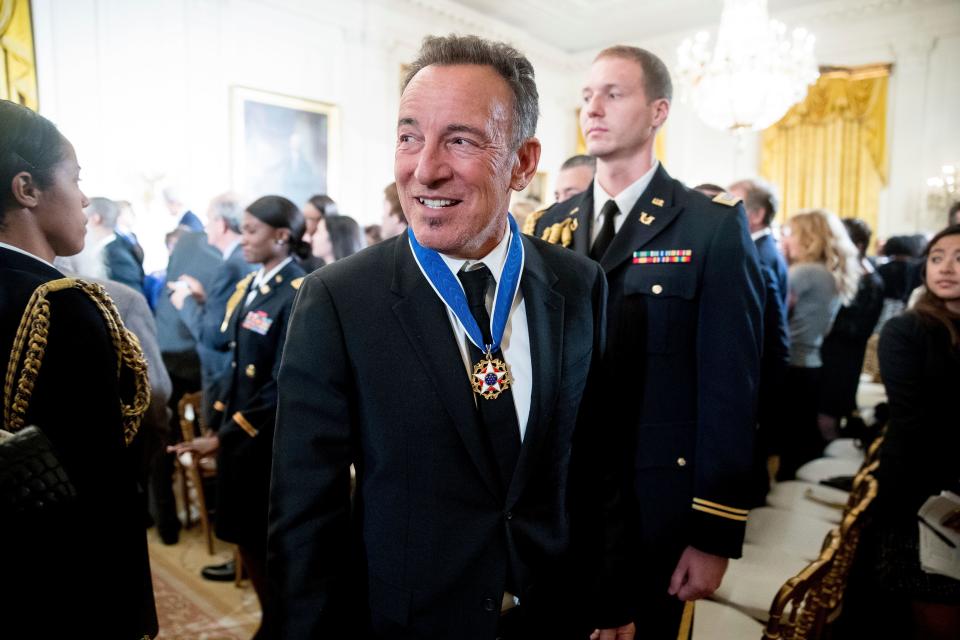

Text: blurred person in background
xmin=554 ymin=154 xmax=596 ymax=203
xmin=777 ymin=209 xmax=860 ymax=479
xmin=817 ymin=217 xmax=885 ymax=439
xmin=381 ymin=181 xmax=407 ymax=240
xmin=310 ymin=213 xmax=364 ymax=265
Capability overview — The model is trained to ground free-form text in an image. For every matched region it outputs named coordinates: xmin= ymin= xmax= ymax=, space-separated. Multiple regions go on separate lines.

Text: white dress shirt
xmin=591 ymin=160 xmax=659 ymax=245
xmin=418 ymin=228 xmax=532 ymax=441
xmin=244 ymin=256 xmax=293 ymax=307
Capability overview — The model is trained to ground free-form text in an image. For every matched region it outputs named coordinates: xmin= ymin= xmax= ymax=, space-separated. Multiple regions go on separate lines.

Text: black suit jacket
xmin=179 ymin=245 xmax=256 ymax=387
xmin=754 ymin=232 xmax=790 ymax=426
xmin=0 ymin=247 xmax=157 ymax=637
xmin=156 ymin=231 xmax=222 ymax=382
xmin=534 ymin=165 xmax=764 ymax=567
xmin=268 ymin=234 xmax=627 ymax=638
xmin=103 ymin=234 xmax=145 ymax=294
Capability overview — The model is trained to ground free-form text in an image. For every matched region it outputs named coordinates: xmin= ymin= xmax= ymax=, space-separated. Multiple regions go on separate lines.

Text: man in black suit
xmin=268 ymin=35 xmax=634 ymax=640
xmin=728 ymin=178 xmax=790 ymax=505
xmin=534 ymin=46 xmax=764 ymax=639
xmin=84 ymin=196 xmax=145 ymax=294
xmin=170 ymin=193 xmax=256 ymax=415
xmin=153 ymin=228 xmax=222 ymax=543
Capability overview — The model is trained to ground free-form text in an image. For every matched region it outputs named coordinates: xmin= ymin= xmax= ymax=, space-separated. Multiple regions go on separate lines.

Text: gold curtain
xmin=760 ymin=65 xmax=890 ymax=236
xmin=0 ymin=0 xmax=38 ymax=110
xmin=576 ymin=108 xmax=667 ymax=163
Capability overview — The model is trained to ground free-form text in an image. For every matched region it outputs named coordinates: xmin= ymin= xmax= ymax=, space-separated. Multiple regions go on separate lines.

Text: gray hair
xmin=87 ymin=197 xmax=120 ymax=228
xmin=403 ymin=34 xmax=539 ymax=149
xmin=729 ymin=177 xmax=780 ymax=226
xmin=560 ymin=154 xmax=596 ymax=171
xmin=208 ymin=192 xmax=243 ymax=234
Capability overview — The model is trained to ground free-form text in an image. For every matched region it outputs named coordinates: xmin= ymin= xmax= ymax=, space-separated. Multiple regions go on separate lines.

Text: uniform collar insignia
xmin=639 ymin=212 xmax=655 ymax=226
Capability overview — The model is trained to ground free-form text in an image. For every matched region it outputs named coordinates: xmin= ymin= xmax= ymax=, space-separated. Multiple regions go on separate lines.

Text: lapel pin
xmin=569 ymin=207 xmax=579 ymax=216
xmin=640 ymin=212 xmax=656 ymax=226
xmin=652 ymin=198 xmax=664 ymax=207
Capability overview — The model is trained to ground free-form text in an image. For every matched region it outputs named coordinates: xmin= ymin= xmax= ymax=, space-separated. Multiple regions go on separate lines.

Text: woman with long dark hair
xmin=870 ymin=225 xmax=960 ymax=639
xmin=0 ymin=99 xmax=156 ymax=636
xmin=170 ymin=195 xmax=306 ymax=639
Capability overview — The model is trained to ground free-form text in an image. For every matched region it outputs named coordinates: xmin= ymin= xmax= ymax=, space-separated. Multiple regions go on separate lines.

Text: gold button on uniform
xmin=677 ymin=457 xmax=687 ymax=467
xmin=652 ymin=284 xmax=663 ymax=294
xmin=245 ymin=364 xmax=257 ymax=378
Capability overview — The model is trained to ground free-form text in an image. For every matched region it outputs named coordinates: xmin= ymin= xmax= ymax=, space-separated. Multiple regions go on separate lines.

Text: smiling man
xmin=534 ymin=46 xmax=765 ymax=639
xmin=268 ymin=35 xmax=634 ymax=639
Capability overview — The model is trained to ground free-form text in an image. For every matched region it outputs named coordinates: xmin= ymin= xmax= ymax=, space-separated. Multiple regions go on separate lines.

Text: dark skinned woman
xmin=170 ymin=195 xmax=307 ymax=639
xmin=0 ymin=100 xmax=156 ymax=637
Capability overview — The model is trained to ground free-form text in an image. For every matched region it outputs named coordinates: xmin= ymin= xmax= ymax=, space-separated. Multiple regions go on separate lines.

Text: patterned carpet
xmin=148 ymin=527 xmax=260 ymax=639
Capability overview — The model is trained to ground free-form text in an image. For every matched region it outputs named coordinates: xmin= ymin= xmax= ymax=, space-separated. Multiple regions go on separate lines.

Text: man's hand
xmin=668 ymin=546 xmax=728 ymax=601
xmin=167 ymin=282 xmax=190 ymax=310
xmin=590 ymin=622 xmax=635 ymax=640
xmin=178 ymin=274 xmax=207 ymax=303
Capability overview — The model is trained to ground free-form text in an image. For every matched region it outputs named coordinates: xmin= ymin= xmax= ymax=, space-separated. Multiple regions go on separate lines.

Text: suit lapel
xmin=505 ymin=238 xmax=563 ymax=509
xmin=599 ymin=165 xmax=685 ymax=273
xmin=390 ymin=239 xmax=502 ymax=501
xmin=570 ymin=190 xmax=593 ymax=256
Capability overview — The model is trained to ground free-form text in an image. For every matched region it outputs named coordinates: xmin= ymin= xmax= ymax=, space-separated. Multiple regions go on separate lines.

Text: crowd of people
xmin=1 ymin=30 xmax=957 ymax=640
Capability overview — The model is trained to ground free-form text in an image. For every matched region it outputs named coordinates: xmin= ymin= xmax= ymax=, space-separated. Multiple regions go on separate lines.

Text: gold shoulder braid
xmin=2 ymin=277 xmax=150 ymax=446
xmin=521 ymin=208 xmax=548 ymax=236
xmin=222 ymin=272 xmax=255 ymax=332
xmin=540 ymin=216 xmax=579 ymax=248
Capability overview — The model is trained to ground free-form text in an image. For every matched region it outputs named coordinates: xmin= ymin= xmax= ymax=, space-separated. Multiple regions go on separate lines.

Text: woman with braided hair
xmin=0 ymin=100 xmax=157 ymax=637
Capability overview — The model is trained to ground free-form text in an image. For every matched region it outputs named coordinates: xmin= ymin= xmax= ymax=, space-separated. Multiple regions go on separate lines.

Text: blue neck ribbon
xmin=408 ymin=213 xmax=525 ymax=355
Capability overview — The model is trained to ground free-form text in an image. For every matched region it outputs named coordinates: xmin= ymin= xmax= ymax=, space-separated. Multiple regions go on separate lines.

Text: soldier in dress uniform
xmin=533 ymin=46 xmax=765 ymax=638
xmin=170 ymin=194 xmax=307 ymax=639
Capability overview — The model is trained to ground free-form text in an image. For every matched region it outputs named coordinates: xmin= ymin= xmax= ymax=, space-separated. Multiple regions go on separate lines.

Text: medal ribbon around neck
xmin=407 ymin=214 xmax=525 ymax=399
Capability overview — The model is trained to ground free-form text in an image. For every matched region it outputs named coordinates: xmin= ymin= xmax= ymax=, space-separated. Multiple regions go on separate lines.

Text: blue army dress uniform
xmin=213 ymin=259 xmax=305 ymax=549
xmin=532 ymin=165 xmax=764 ymax=637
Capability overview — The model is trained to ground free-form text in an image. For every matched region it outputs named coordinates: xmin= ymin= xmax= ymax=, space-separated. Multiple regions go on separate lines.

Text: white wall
xmin=567 ymin=0 xmax=960 ymax=241
xmin=31 ymin=0 xmax=580 ymax=270
xmin=31 ymin=0 xmax=960 ymax=270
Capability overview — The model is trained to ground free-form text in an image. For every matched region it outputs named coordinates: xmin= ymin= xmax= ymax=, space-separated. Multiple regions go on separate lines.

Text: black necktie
xmin=457 ymin=264 xmax=521 ymax=496
xmin=590 ymin=199 xmax=620 ymax=261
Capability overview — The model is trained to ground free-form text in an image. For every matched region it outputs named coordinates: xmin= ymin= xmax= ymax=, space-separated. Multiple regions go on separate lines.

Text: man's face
xmin=204 ymin=208 xmax=225 ymax=245
xmin=395 ymin=64 xmax=538 ymax=259
xmin=554 ymin=165 xmax=594 ymax=202
xmin=580 ymin=56 xmax=667 ymax=161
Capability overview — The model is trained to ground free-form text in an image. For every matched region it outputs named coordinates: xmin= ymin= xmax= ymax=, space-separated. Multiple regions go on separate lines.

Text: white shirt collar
xmin=252 ymin=256 xmax=293 ymax=289
xmin=751 ymin=227 xmax=773 ymax=241
xmin=593 ymin=159 xmax=659 ymax=221
xmin=0 ymin=241 xmax=59 ymax=271
xmin=223 ymin=239 xmax=241 ymax=260
xmin=438 ymin=221 xmax=511 ymax=285
xmin=93 ymin=232 xmax=117 ymax=253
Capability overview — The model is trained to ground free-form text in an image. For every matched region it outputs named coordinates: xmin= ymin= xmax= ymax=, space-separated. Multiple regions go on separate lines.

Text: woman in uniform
xmin=0 ymin=99 xmax=156 ymax=636
xmin=171 ymin=195 xmax=307 ymax=639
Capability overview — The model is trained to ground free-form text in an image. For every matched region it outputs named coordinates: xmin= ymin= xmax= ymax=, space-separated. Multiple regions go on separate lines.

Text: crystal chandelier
xmin=676 ymin=0 xmax=819 ymax=133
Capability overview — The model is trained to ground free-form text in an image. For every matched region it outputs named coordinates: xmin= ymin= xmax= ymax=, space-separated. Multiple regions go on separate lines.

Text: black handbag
xmin=0 ymin=425 xmax=76 ymax=514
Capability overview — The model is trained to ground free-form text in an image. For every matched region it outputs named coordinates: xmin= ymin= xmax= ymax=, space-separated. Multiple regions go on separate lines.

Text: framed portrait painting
xmin=231 ymin=87 xmax=340 ymax=206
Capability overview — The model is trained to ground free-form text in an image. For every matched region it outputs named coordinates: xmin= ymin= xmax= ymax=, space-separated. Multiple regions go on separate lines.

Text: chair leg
xmin=190 ymin=466 xmax=214 ymax=555
xmin=234 ymin=546 xmax=244 ymax=588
